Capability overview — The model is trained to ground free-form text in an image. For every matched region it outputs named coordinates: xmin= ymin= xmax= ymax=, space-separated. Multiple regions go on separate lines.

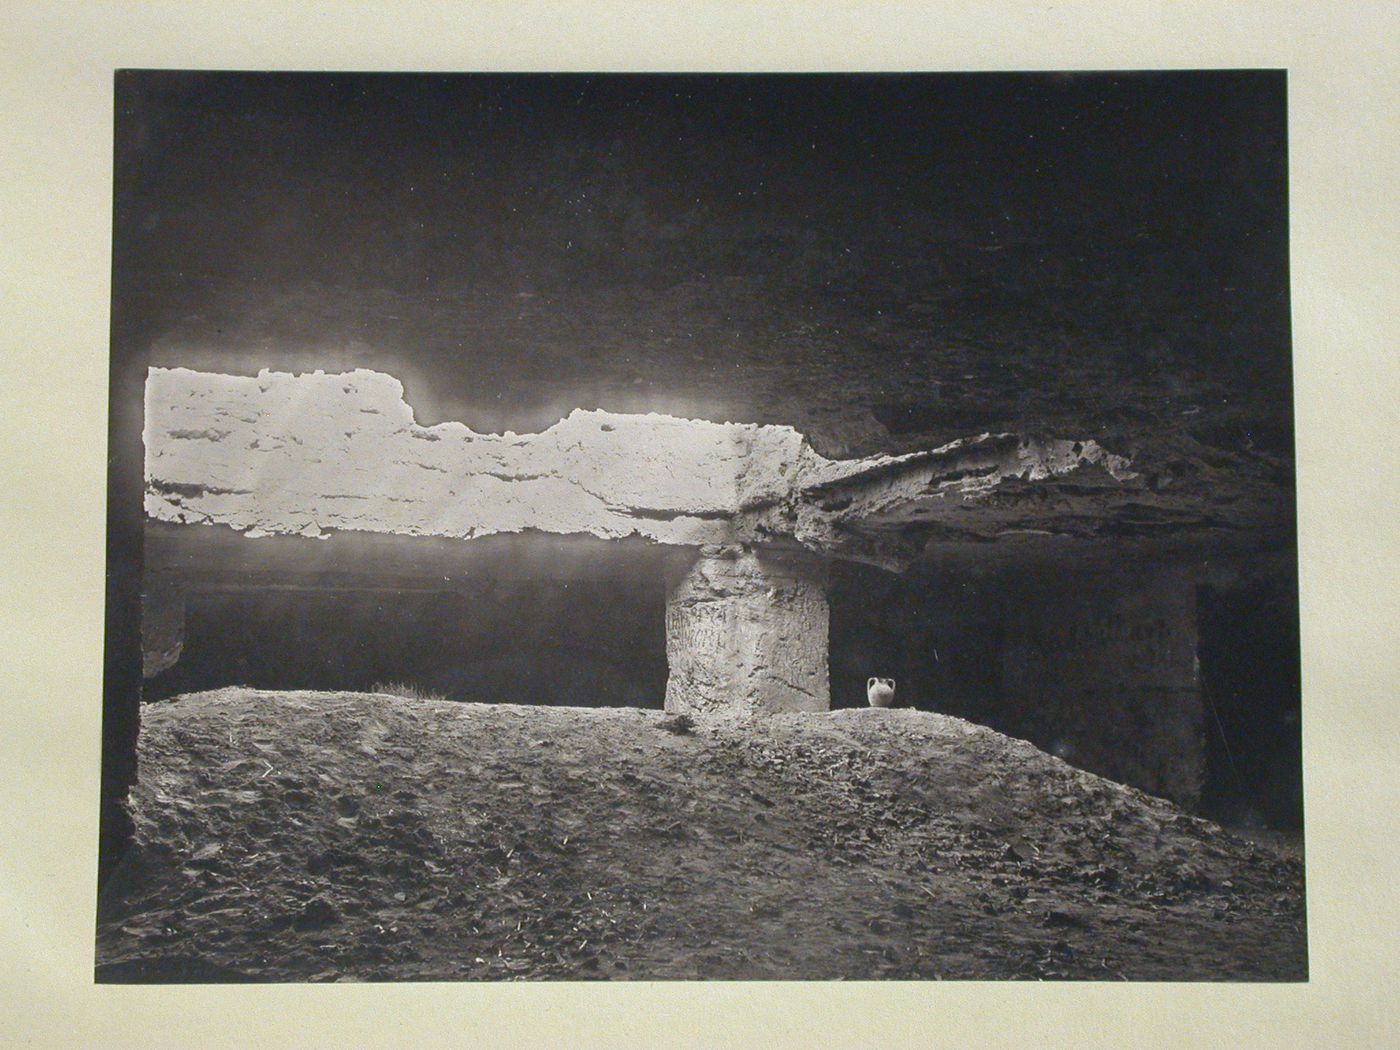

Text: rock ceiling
xmin=119 ymin=73 xmax=1296 ymax=567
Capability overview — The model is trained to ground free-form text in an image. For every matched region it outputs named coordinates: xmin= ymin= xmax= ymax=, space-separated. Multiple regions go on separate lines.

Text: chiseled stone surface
xmin=144 ymin=366 xmax=805 ymax=546
xmin=144 ymin=367 xmax=1142 ymax=567
xmin=664 ymin=548 xmax=830 ymax=716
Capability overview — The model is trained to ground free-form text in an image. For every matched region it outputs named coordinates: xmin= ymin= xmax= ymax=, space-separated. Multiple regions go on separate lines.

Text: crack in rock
xmin=144 ymin=366 xmax=1144 ymax=565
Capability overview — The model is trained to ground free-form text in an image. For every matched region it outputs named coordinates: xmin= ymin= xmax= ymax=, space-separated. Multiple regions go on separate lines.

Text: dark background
xmin=112 ymin=71 xmax=1290 ymax=436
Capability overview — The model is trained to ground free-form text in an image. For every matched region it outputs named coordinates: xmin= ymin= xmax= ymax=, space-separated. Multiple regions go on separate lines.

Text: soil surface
xmin=96 ymin=689 xmax=1306 ymax=982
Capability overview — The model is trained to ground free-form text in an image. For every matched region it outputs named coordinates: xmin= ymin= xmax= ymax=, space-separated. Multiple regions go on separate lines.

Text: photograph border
xmin=2 ymin=2 xmax=1397 ymax=1046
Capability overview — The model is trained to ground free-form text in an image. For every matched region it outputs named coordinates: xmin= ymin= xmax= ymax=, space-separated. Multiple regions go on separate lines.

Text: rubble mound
xmin=97 ymin=689 xmax=1305 ymax=981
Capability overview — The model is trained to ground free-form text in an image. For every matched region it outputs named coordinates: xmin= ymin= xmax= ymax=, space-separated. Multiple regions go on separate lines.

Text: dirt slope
xmin=96 ymin=689 xmax=1306 ymax=982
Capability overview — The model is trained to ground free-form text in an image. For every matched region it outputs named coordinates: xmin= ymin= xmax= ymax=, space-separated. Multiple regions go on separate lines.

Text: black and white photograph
xmin=89 ymin=68 xmax=1311 ymax=984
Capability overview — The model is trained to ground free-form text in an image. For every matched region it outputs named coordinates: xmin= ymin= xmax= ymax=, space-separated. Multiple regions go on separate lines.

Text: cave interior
xmin=105 ymin=70 xmax=1301 ymax=888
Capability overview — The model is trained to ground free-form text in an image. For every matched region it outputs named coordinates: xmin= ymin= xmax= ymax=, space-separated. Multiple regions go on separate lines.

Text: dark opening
xmin=1196 ymin=576 xmax=1304 ymax=830
xmin=145 ymin=576 xmax=669 ymax=709
xmin=828 ymin=562 xmax=1005 ymax=722
xmin=832 ymin=560 xmax=1304 ymax=822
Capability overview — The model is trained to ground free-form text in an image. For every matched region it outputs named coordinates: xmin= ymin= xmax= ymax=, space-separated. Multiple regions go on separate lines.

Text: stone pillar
xmin=664 ymin=546 xmax=830 ymax=717
xmin=141 ymin=578 xmax=185 ymax=679
xmin=999 ymin=570 xmax=1204 ymax=805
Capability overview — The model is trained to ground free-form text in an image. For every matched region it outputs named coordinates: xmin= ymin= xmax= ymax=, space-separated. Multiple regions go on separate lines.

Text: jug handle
xmin=867 ymin=677 xmax=877 ymax=690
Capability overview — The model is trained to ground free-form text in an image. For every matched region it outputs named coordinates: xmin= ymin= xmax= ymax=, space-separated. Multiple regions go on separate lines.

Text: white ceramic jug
xmin=866 ymin=677 xmax=896 ymax=708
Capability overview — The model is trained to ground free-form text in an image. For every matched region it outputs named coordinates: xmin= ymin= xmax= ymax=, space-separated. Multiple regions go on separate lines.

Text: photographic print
xmin=95 ymin=70 xmax=1304 ymax=982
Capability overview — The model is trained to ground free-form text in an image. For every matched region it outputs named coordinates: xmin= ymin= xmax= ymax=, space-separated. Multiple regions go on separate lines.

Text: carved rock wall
xmin=144 ymin=366 xmax=809 ymax=546
xmin=999 ymin=573 xmax=1205 ymax=805
xmin=144 ymin=367 xmax=1143 ymax=568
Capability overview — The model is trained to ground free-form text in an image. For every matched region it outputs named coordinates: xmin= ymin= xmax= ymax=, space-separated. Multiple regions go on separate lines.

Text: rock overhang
xmin=145 ymin=366 xmax=807 ymax=546
xmin=143 ymin=365 xmax=1286 ymax=570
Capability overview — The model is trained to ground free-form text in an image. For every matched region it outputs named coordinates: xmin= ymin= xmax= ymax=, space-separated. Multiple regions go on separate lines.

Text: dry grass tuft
xmin=370 ymin=681 xmax=448 ymax=704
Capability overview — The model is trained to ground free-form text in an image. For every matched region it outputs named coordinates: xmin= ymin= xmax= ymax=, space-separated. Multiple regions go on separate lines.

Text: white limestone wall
xmin=144 ymin=367 xmax=1137 ymax=567
xmin=144 ymin=367 xmax=811 ymax=546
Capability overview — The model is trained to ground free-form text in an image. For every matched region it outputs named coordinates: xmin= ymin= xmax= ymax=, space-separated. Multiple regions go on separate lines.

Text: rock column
xmin=664 ymin=546 xmax=830 ymax=717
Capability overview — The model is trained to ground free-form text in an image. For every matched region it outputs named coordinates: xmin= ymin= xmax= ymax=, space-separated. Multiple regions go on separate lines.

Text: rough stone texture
xmin=999 ymin=573 xmax=1205 ymax=805
xmin=792 ymin=432 xmax=1138 ymax=566
xmin=120 ymin=74 xmax=1294 ymax=512
xmin=98 ymin=691 xmax=1307 ymax=983
xmin=145 ymin=367 xmax=1155 ymax=568
xmin=140 ymin=582 xmax=184 ymax=679
xmin=144 ymin=366 xmax=800 ymax=547
xmin=664 ymin=549 xmax=829 ymax=716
